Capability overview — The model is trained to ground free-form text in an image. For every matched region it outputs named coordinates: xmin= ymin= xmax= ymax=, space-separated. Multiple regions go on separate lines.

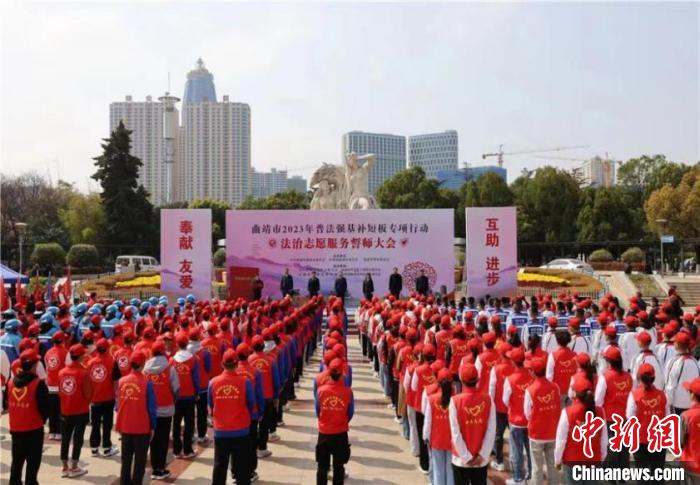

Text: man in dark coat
xmin=334 ymin=272 xmax=348 ymax=305
xmin=389 ymin=267 xmax=402 ymax=298
xmin=280 ymin=268 xmax=294 ymax=297
xmin=415 ymin=269 xmax=430 ymax=296
xmin=307 ymin=271 xmax=321 ymax=297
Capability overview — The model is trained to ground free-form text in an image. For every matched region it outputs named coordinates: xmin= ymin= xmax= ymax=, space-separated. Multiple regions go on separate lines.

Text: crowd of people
xmin=356 ymin=288 xmax=700 ymax=485
xmin=0 ymin=292 xmax=357 ymax=485
xmin=1 ymin=283 xmax=700 ymax=485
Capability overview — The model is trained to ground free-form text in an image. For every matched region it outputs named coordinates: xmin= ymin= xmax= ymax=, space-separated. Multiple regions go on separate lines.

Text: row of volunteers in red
xmin=356 ymin=291 xmax=700 ymax=485
xmin=1 ymin=293 xmax=360 ymax=485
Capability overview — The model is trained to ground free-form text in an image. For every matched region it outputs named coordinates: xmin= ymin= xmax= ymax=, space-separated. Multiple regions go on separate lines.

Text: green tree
xmin=66 ymin=244 xmax=100 ymax=267
xmin=59 ymin=192 xmax=106 ymax=245
xmin=30 ymin=242 xmax=66 ymax=272
xmin=376 ymin=166 xmax=455 ymax=209
xmin=511 ymin=167 xmax=581 ymax=242
xmin=238 ymin=190 xmax=311 ymax=210
xmin=190 ymin=198 xmax=231 ymax=243
xmin=460 ymin=172 xmax=513 ymax=208
xmin=645 ymin=165 xmax=700 ymax=260
xmin=92 ymin=121 xmax=154 ymax=253
xmin=618 ymin=155 xmax=691 ymax=205
xmin=575 ymin=187 xmax=644 ymax=242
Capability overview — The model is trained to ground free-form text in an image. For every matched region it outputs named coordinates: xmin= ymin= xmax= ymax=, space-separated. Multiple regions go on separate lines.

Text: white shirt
xmin=665 ymin=354 xmax=700 ymax=409
xmin=542 ymin=331 xmax=559 ymax=354
xmin=449 ymin=395 xmax=496 ymax=467
xmin=618 ymin=332 xmax=639 ymax=372
xmin=630 ymin=351 xmax=664 ymax=390
xmin=569 ymin=334 xmax=592 ymax=354
xmin=657 ymin=343 xmax=677 ymax=377
xmin=554 ymin=407 xmax=608 ymax=465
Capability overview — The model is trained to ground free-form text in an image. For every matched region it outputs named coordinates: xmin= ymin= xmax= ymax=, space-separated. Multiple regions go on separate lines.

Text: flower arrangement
xmin=115 ymin=275 xmax=161 ymax=288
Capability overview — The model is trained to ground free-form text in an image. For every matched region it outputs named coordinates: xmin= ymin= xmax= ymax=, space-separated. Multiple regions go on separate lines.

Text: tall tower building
xmin=251 ymin=168 xmax=288 ymax=198
xmin=181 ymin=60 xmax=251 ymax=206
xmin=408 ymin=130 xmax=458 ymax=178
xmin=342 ymin=131 xmax=406 ymax=194
xmin=183 ymin=58 xmax=217 ymax=104
xmin=581 ymin=156 xmax=616 ymax=187
xmin=109 ymin=95 xmax=177 ymax=206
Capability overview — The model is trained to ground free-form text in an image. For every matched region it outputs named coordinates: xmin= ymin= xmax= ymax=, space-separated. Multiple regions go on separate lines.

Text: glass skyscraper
xmin=183 ymin=58 xmax=217 ymax=104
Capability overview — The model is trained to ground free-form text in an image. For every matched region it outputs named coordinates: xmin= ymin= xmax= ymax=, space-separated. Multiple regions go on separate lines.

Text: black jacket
xmin=389 ymin=273 xmax=403 ymax=295
xmin=280 ymin=274 xmax=294 ymax=294
xmin=363 ymin=278 xmax=374 ymax=297
xmin=335 ymin=277 xmax=348 ymax=297
xmin=307 ymin=276 xmax=320 ymax=295
xmin=415 ymin=275 xmax=430 ymax=295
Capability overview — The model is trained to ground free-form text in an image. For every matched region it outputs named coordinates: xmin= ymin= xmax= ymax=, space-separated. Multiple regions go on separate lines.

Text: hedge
xmin=30 ymin=243 xmax=66 ymax=270
xmin=66 ymin=244 xmax=100 ymax=267
xmin=621 ymin=247 xmax=645 ymax=264
xmin=589 ymin=249 xmax=614 ymax=262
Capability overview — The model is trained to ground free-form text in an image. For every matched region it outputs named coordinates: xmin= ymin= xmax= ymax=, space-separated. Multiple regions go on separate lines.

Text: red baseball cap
xmin=236 ymin=343 xmax=251 ymax=358
xmin=459 ymin=363 xmax=478 ymax=383
xmin=20 ymin=349 xmax=39 ymax=364
xmin=251 ymin=335 xmax=264 ymax=349
xmin=604 ymin=346 xmax=622 ymax=361
xmin=130 ymin=350 xmax=146 ymax=367
xmin=547 ymin=317 xmax=559 ymax=328
xmin=507 ymin=347 xmax=525 ymax=364
xmin=674 ymin=332 xmax=691 ymax=345
xmin=638 ymin=363 xmax=655 ymax=378
xmin=437 ymin=368 xmax=452 ymax=382
xmin=572 ymin=374 xmax=593 ymax=393
xmin=636 ymin=332 xmax=652 ymax=345
xmin=526 ymin=357 xmax=547 ymax=373
xmin=175 ymin=332 xmax=189 ymax=347
xmin=604 ymin=326 xmax=617 ymax=338
xmin=69 ymin=344 xmax=86 ymax=357
xmin=222 ymin=349 xmax=238 ymax=365
xmin=683 ymin=377 xmax=700 ymax=395
xmin=96 ymin=338 xmax=110 ymax=350
xmin=151 ymin=341 xmax=166 ymax=356
xmin=483 ymin=332 xmax=496 ymax=345
xmin=329 ymin=358 xmax=344 ymax=373
xmin=575 ymin=353 xmax=590 ymax=366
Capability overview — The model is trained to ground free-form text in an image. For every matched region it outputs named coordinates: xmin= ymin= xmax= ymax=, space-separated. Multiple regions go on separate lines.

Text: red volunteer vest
xmin=405 ymin=364 xmax=419 ymax=409
xmin=170 ymin=354 xmax=197 ymax=398
xmin=210 ymin=370 xmax=251 ymax=431
xmin=249 ymin=352 xmax=275 ymax=399
xmin=632 ymin=386 xmax=666 ymax=444
xmin=451 ymin=387 xmax=491 ymax=458
xmin=194 ymin=347 xmax=210 ymax=390
xmin=493 ymin=361 xmax=515 ymax=413
xmin=234 ymin=361 xmax=260 ymax=414
xmin=602 ymin=369 xmax=632 ymax=421
xmin=116 ymin=371 xmax=150 ymax=434
xmin=146 ymin=365 xmax=175 ymax=407
xmin=552 ymin=347 xmax=577 ymax=396
xmin=202 ymin=336 xmax=223 ymax=378
xmin=8 ymin=377 xmax=44 ymax=432
xmin=448 ymin=339 xmax=469 ymax=376
xmin=428 ymin=392 xmax=452 ymax=450
xmin=317 ymin=380 xmax=352 ymax=434
xmin=435 ymin=329 xmax=452 ymax=361
xmin=113 ymin=347 xmax=133 ymax=376
xmin=681 ymin=404 xmax=700 ymax=474
xmin=45 ymin=345 xmax=67 ymax=389
xmin=87 ymin=353 xmax=115 ymax=403
xmin=562 ymin=402 xmax=605 ymax=464
xmin=527 ymin=377 xmax=561 ymax=440
xmin=413 ymin=363 xmax=437 ymax=410
xmin=477 ymin=349 xmax=499 ymax=393
xmin=507 ymin=368 xmax=534 ymax=427
xmin=58 ymin=363 xmax=90 ymax=416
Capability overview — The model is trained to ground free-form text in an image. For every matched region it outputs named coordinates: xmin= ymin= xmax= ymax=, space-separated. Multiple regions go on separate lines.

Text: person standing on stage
xmin=58 ymin=343 xmax=92 ymax=478
xmin=362 ymin=273 xmax=374 ymax=300
xmin=209 ymin=348 xmax=256 ymax=485
xmin=415 ymin=270 xmax=430 ymax=296
xmin=334 ymin=272 xmax=348 ymax=306
xmin=251 ymin=275 xmax=264 ymax=301
xmin=8 ymin=349 xmax=48 ymax=485
xmin=115 ymin=350 xmax=156 ymax=485
xmin=315 ymin=358 xmax=354 ymax=485
xmin=308 ymin=271 xmax=321 ymax=298
xmin=389 ymin=267 xmax=403 ymax=298
xmin=280 ymin=268 xmax=294 ymax=297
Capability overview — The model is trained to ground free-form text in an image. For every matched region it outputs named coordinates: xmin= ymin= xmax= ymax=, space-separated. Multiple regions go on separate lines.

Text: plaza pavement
xmin=0 ymin=329 xmax=508 ymax=484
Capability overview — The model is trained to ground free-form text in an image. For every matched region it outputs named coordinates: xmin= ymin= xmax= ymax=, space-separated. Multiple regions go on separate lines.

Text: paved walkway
xmin=0 ymin=334 xmax=429 ymax=484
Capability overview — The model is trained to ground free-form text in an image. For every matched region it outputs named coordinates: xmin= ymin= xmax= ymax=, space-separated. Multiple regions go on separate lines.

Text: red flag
xmin=0 ymin=275 xmax=9 ymax=311
xmin=15 ymin=273 xmax=24 ymax=307
xmin=33 ymin=271 xmax=42 ymax=303
xmin=62 ymin=266 xmax=72 ymax=302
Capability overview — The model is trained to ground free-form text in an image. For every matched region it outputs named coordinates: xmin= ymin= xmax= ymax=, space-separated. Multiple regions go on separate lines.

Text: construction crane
xmin=481 ymin=144 xmax=590 ymax=168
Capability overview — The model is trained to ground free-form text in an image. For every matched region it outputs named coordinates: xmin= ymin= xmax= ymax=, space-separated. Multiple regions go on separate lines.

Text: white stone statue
xmin=309 ymin=153 xmax=380 ymax=210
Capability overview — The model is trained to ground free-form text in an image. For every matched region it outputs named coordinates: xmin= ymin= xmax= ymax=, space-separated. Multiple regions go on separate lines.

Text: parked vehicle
xmin=115 ymin=255 xmax=160 ymax=274
xmin=540 ymin=258 xmax=594 ymax=274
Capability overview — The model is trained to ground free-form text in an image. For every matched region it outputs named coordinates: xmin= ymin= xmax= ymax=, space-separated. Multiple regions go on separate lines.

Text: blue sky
xmin=1 ymin=1 xmax=698 ymax=190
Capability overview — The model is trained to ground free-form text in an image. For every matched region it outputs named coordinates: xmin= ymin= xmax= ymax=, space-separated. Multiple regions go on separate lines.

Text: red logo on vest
xmin=61 ymin=376 xmax=77 ymax=395
xmin=117 ymin=355 xmax=129 ymax=369
xmin=91 ymin=364 xmax=107 ymax=382
xmin=46 ymin=355 xmax=59 ymax=370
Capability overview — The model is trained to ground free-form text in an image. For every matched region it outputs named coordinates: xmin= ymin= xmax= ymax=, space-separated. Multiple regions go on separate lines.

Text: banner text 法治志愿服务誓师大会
xmin=225 ymin=209 xmax=455 ymax=299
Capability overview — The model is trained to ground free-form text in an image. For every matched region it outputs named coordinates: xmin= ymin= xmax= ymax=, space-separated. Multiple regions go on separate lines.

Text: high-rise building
xmin=183 ymin=58 xmax=217 ymax=104
xmin=408 ymin=130 xmax=458 ymax=178
xmin=287 ymin=175 xmax=308 ymax=193
xmin=180 ymin=60 xmax=251 ymax=206
xmin=251 ymin=168 xmax=288 ymax=198
xmin=342 ymin=131 xmax=406 ymax=194
xmin=110 ymin=59 xmax=251 ymax=207
xmin=109 ymin=95 xmax=176 ymax=206
xmin=580 ymin=156 xmax=616 ymax=187
xmin=436 ymin=165 xmax=507 ymax=190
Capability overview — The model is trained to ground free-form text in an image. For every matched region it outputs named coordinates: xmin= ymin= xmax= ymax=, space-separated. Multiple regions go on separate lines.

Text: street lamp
xmin=14 ymin=222 xmax=27 ymax=275
xmin=656 ymin=218 xmax=668 ymax=274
